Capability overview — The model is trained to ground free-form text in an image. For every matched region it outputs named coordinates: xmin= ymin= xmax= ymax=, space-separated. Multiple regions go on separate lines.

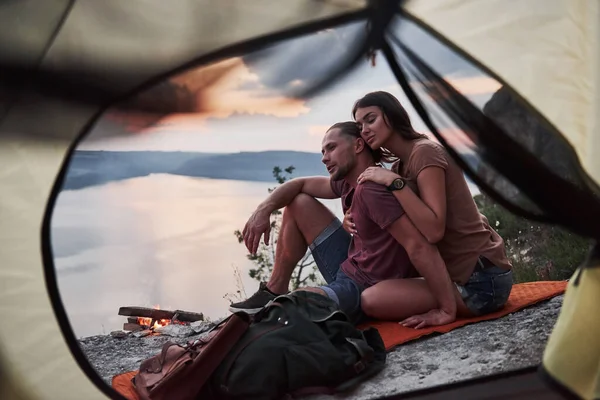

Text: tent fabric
xmin=542 ymin=251 xmax=600 ymax=400
xmin=0 ymin=2 xmax=369 ymax=399
xmin=403 ymin=0 xmax=600 ymax=190
xmin=1 ymin=0 xmax=369 ymax=127
xmin=0 ymin=1 xmax=599 ymax=400
xmin=383 ymin=7 xmax=600 ymax=395
xmin=382 ymin=15 xmax=600 ymax=239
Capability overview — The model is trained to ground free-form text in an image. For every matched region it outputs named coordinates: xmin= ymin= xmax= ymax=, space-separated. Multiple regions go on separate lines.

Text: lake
xmin=51 ymin=173 xmax=479 ymax=338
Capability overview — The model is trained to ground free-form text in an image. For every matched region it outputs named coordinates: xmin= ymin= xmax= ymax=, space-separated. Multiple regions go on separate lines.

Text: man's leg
xmin=229 ymin=194 xmax=337 ymax=313
xmin=292 ymin=222 xmax=364 ymax=323
xmin=266 ymin=194 xmax=337 ymax=294
xmin=296 ymin=268 xmax=366 ymax=325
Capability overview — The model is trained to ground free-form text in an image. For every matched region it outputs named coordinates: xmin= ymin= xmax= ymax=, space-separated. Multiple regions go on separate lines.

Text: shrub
xmin=474 ymin=194 xmax=591 ymax=283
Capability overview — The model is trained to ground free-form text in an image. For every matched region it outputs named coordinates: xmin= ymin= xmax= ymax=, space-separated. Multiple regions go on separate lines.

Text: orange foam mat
xmin=112 ymin=371 xmax=139 ymax=400
xmin=111 ymin=281 xmax=567 ymax=399
xmin=358 ymin=280 xmax=568 ymax=351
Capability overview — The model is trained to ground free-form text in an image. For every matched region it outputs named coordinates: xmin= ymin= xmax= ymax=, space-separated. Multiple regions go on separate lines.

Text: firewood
xmin=118 ymin=306 xmax=204 ymax=322
xmin=123 ymin=323 xmax=144 ymax=332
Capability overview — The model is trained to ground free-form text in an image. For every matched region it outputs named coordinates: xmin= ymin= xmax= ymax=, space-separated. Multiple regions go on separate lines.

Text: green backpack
xmin=202 ymin=290 xmax=387 ymax=399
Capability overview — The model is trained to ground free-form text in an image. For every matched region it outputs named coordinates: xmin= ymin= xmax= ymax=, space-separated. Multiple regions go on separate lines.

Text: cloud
xmin=171 ymin=57 xmax=310 ymax=120
xmin=288 ymin=79 xmax=304 ymax=88
xmin=81 ymin=22 xmax=501 ymax=155
xmin=385 ymin=76 xmax=500 ymax=99
xmin=308 ymin=125 xmax=332 ymax=137
xmin=241 ymin=21 xmax=366 ymax=89
xmin=92 ymin=56 xmax=313 ymax=141
xmin=448 ymin=77 xmax=501 ymax=96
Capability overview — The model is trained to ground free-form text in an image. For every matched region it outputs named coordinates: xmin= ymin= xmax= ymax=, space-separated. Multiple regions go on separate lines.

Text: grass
xmin=474 ymin=194 xmax=591 ymax=283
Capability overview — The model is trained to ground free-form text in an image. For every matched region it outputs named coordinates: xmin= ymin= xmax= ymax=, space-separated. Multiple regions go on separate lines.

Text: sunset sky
xmin=79 ymin=19 xmax=500 ymax=155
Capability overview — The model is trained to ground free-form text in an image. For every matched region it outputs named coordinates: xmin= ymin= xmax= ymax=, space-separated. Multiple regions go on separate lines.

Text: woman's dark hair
xmin=327 ymin=121 xmax=385 ymax=164
xmin=352 ymin=91 xmax=429 ymax=164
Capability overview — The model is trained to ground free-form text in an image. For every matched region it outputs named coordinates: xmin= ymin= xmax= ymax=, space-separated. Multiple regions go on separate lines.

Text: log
xmin=123 ymin=323 xmax=145 ymax=332
xmin=118 ymin=306 xmax=204 ymax=322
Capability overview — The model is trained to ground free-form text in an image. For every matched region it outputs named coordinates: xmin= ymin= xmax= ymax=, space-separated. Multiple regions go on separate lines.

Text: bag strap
xmin=138 ymin=342 xmax=181 ymax=374
xmin=345 ymin=337 xmax=375 ymax=373
xmin=186 ymin=313 xmax=239 ymax=348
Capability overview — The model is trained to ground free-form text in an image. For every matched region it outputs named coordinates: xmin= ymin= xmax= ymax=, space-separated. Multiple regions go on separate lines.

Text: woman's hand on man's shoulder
xmin=356 ymin=166 xmax=401 ymax=187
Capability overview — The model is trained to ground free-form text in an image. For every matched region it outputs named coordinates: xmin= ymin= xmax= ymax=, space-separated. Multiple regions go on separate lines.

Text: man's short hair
xmin=327 ymin=121 xmax=383 ymax=163
xmin=328 ymin=121 xmax=362 ymax=140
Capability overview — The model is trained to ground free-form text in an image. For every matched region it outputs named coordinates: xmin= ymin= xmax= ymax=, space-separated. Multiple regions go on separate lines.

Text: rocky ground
xmin=79 ymin=295 xmax=563 ymax=399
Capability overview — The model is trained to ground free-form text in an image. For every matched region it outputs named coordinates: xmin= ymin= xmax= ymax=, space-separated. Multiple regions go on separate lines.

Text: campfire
xmin=118 ymin=305 xmax=205 ymax=337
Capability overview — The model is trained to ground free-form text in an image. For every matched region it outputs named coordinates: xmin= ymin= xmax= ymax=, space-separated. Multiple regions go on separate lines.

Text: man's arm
xmin=356 ymin=182 xmax=456 ymax=326
xmin=386 ymin=214 xmax=457 ymax=321
xmin=243 ymin=176 xmax=338 ymax=254
xmin=255 ymin=176 xmax=337 ymax=216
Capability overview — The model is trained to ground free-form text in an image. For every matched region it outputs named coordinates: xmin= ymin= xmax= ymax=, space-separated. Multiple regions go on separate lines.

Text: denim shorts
xmin=309 ymin=218 xmax=366 ymax=324
xmin=456 ymin=257 xmax=514 ymax=316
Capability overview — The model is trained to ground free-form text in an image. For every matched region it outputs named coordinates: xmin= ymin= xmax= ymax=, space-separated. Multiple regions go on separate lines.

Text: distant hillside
xmin=61 ymin=150 xmax=328 ymax=190
xmin=172 ymin=151 xmax=326 ymax=182
xmin=61 ymin=149 xmax=480 ymax=191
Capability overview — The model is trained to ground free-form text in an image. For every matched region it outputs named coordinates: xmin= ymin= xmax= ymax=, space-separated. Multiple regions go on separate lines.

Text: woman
xmin=348 ymin=90 xmax=513 ymax=328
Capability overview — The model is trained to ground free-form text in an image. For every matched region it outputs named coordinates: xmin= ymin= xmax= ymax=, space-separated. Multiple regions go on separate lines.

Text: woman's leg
xmin=360 ymin=278 xmax=473 ymax=321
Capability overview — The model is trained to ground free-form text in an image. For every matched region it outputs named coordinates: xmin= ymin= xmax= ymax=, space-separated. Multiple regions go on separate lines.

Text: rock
xmin=190 ymin=321 xmax=214 ymax=334
xmin=110 ymin=331 xmax=129 ymax=339
xmin=79 ymin=295 xmax=564 ymax=399
xmin=305 ymin=295 xmax=564 ymax=400
xmin=154 ymin=324 xmax=194 ymax=337
xmin=133 ymin=329 xmax=152 ymax=338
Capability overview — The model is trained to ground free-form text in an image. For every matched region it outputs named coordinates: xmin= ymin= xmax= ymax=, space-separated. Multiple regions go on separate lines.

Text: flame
xmin=136 ymin=305 xmax=172 ymax=329
xmin=135 ymin=305 xmax=186 ymax=330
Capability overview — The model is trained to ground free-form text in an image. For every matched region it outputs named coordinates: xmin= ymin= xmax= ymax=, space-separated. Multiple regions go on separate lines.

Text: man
xmin=229 ymin=122 xmax=460 ymax=327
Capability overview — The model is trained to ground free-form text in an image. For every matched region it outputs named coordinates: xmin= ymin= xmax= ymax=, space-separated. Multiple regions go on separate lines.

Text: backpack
xmin=203 ymin=290 xmax=387 ymax=400
xmin=131 ymin=311 xmax=250 ymax=400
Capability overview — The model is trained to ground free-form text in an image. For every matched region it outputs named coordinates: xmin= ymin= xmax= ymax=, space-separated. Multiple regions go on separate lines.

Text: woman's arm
xmin=357 ymin=166 xmax=447 ymax=243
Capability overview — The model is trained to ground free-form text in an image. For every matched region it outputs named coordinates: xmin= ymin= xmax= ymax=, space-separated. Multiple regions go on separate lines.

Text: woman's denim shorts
xmin=456 ymin=257 xmax=514 ymax=316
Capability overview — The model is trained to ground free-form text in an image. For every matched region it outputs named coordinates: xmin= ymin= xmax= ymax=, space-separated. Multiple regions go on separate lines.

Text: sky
xmin=78 ymin=18 xmax=501 ymax=154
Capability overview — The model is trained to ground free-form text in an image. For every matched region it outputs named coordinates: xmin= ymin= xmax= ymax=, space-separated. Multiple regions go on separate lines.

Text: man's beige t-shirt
xmin=393 ymin=138 xmax=512 ymax=285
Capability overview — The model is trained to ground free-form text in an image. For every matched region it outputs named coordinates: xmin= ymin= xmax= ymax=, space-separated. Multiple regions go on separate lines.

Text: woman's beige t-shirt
xmin=393 ymin=138 xmax=512 ymax=285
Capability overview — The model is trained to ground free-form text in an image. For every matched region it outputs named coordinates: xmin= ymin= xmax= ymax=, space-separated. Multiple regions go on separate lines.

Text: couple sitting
xmin=230 ymin=91 xmax=513 ymax=328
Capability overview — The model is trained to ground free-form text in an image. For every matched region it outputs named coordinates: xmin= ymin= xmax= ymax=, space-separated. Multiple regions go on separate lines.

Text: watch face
xmin=394 ymin=179 xmax=404 ymax=189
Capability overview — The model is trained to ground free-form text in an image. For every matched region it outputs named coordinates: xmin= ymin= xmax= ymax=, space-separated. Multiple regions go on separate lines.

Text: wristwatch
xmin=386 ymin=177 xmax=405 ymax=191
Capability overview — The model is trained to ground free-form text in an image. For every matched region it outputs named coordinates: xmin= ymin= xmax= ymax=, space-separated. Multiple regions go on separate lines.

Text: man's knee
xmin=284 ymin=194 xmax=335 ymax=244
xmin=286 ymin=193 xmax=320 ymax=217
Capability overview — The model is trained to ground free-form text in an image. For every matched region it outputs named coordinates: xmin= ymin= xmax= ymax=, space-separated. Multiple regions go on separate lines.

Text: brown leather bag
xmin=132 ymin=312 xmax=250 ymax=400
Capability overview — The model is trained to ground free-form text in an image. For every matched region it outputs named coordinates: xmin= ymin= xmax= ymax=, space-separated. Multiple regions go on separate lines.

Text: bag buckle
xmin=353 ymin=361 xmax=365 ymax=374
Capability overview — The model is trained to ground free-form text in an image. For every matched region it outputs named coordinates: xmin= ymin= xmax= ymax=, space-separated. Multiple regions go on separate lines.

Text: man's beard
xmin=331 ymin=161 xmax=353 ymax=181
